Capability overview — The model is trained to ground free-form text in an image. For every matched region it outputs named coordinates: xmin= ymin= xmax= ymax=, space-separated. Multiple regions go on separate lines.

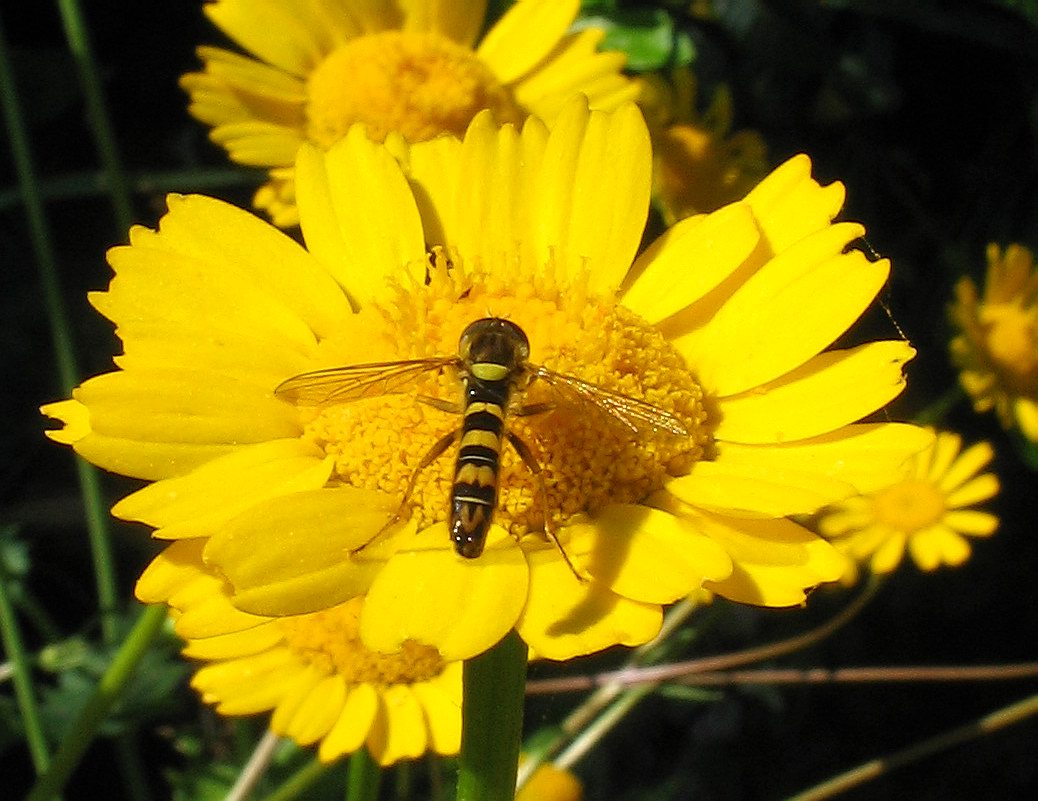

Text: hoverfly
xmin=275 ymin=317 xmax=689 ymax=561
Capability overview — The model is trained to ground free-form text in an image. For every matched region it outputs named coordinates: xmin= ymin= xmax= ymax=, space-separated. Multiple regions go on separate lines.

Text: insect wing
xmin=275 ymin=357 xmax=458 ymax=406
xmin=534 ymin=367 xmax=690 ymax=438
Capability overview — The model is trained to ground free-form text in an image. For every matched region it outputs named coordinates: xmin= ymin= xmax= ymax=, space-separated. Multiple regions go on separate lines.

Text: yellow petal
xmin=476 ymin=0 xmax=578 ymax=84
xmin=296 ymin=133 xmax=427 ymax=308
xmin=318 ymin=684 xmax=379 ymax=762
xmin=134 ymin=539 xmax=208 ymax=603
xmin=943 ymin=509 xmax=999 ymax=537
xmin=407 ymin=134 xmax=463 ymax=249
xmin=714 ymin=341 xmax=915 ymax=443
xmin=69 ymin=369 xmax=299 ymax=474
xmin=697 ymin=513 xmax=845 ymax=606
xmin=40 ymin=399 xmax=90 ymax=445
xmin=270 ymin=665 xmax=323 ymax=735
xmin=210 ymin=121 xmax=305 ymax=166
xmin=514 ymin=29 xmax=634 ymax=120
xmin=130 ymin=194 xmax=351 ymax=341
xmin=452 ymin=112 xmax=525 ymax=277
xmin=910 ymin=526 xmax=970 ymax=570
xmin=211 ymin=667 xmax=300 ymax=715
xmin=360 ymin=525 xmax=528 ymax=662
xmin=667 ymin=460 xmax=857 ymax=518
xmin=574 ymin=505 xmax=731 ymax=603
xmin=712 ymin=424 xmax=931 ymax=496
xmin=412 ymin=664 xmax=463 ymax=755
xmin=103 ymin=223 xmax=322 ymax=358
xmin=673 ymin=223 xmax=890 ymax=397
xmin=400 ymin=0 xmax=486 ymax=47
xmin=181 ymin=624 xmax=283 ymax=661
xmin=517 ymin=539 xmax=663 ymax=660
xmin=203 ymin=488 xmax=401 ymax=616
xmin=204 ymin=0 xmax=328 ymax=76
xmin=937 ymin=440 xmax=994 ymax=493
xmin=192 ymin=648 xmax=300 ymax=698
xmin=532 ymin=100 xmax=650 ymax=294
xmin=367 ymin=685 xmax=428 ymax=765
xmin=919 ymin=430 xmax=960 ymax=481
xmin=944 ymin=473 xmax=1000 ymax=509
xmin=112 ymin=440 xmax=333 ymax=539
xmin=285 ymin=674 xmax=348 ymax=745
xmin=622 ymin=203 xmax=760 ymax=324
xmin=869 ymin=532 xmax=907 ymax=573
xmin=743 ymin=154 xmax=846 ymax=254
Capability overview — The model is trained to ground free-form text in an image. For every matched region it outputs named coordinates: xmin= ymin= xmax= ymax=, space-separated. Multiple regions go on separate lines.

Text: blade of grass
xmin=0 ymin=556 xmax=51 ymax=774
xmin=55 ymin=0 xmax=133 ymax=233
xmin=25 ymin=603 xmax=167 ymax=801
xmin=0 ymin=8 xmax=119 ymax=643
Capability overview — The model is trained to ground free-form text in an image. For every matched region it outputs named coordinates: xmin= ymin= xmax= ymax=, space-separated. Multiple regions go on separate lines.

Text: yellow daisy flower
xmin=183 ymin=0 xmax=637 ymax=226
xmin=42 ymin=99 xmax=930 ymax=663
xmin=818 ymin=430 xmax=999 ymax=574
xmin=136 ymin=539 xmax=461 ymax=765
xmin=638 ymin=69 xmax=768 ymax=223
xmin=950 ymin=243 xmax=1038 ymax=441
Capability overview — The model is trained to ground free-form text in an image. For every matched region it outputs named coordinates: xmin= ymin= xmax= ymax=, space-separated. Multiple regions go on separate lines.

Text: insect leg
xmin=353 ymin=427 xmax=460 ymax=554
xmin=417 ymin=395 xmax=463 ymax=414
xmin=505 ymin=431 xmax=586 ymax=582
xmin=514 ymin=401 xmax=555 ymax=417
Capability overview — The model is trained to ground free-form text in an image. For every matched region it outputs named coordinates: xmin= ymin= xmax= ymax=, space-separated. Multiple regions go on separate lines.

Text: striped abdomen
xmin=450 ymin=373 xmax=511 ymax=558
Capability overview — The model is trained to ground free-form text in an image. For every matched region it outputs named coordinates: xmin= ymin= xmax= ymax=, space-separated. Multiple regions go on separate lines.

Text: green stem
xmin=257 ymin=759 xmax=335 ymax=801
xmin=25 ymin=604 xmax=167 ymax=801
xmin=345 ymin=748 xmax=382 ymax=801
xmin=0 ymin=10 xmax=119 ymax=644
xmin=0 ymin=560 xmax=50 ymax=774
xmin=55 ymin=0 xmax=134 ymax=233
xmin=457 ymin=631 xmax=528 ymax=801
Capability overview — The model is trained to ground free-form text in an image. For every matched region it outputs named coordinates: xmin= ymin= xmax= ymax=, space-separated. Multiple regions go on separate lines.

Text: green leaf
xmin=577 ymin=8 xmax=685 ymax=71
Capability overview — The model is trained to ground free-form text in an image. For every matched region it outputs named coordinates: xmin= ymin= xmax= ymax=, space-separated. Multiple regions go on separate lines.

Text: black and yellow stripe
xmin=449 ymin=372 xmax=511 ymax=558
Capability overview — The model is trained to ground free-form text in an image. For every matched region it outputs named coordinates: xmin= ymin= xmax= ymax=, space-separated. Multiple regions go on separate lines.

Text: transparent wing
xmin=275 ymin=357 xmax=458 ymax=406
xmin=533 ymin=366 xmax=690 ymax=438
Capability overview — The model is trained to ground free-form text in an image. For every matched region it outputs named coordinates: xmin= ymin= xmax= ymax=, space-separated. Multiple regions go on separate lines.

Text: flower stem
xmin=346 ymin=748 xmax=382 ymax=801
xmin=457 ymin=630 xmax=529 ymax=801
xmin=257 ymin=758 xmax=334 ymax=801
xmin=25 ymin=604 xmax=167 ymax=801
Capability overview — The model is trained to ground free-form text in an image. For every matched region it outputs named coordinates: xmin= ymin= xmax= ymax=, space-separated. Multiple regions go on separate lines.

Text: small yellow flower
xmin=43 ymin=99 xmax=929 ymax=663
xmin=183 ymin=0 xmax=637 ymax=226
xmin=818 ymin=430 xmax=999 ymax=574
xmin=136 ymin=539 xmax=461 ymax=765
xmin=638 ymin=69 xmax=768 ymax=223
xmin=517 ymin=764 xmax=582 ymax=801
xmin=950 ymin=243 xmax=1038 ymax=441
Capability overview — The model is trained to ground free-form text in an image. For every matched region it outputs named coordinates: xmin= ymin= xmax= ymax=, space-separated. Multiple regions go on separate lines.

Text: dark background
xmin=2 ymin=1 xmax=1036 ymax=799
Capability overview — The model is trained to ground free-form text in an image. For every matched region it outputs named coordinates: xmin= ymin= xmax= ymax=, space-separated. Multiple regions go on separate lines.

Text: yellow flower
xmin=43 ymin=99 xmax=929 ymax=663
xmin=638 ymin=69 xmax=768 ymax=223
xmin=818 ymin=430 xmax=999 ymax=574
xmin=950 ymin=243 xmax=1038 ymax=441
xmin=183 ymin=0 xmax=637 ymax=226
xmin=136 ymin=539 xmax=461 ymax=765
xmin=517 ymin=764 xmax=582 ymax=801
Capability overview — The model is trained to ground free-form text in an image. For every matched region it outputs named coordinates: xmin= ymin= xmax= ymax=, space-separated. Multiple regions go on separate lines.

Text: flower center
xmin=302 ymin=254 xmax=709 ymax=544
xmin=305 ymin=31 xmax=523 ymax=147
xmin=981 ymin=301 xmax=1038 ymax=393
xmin=872 ymin=480 xmax=946 ymax=534
xmin=277 ymin=597 xmax=445 ymax=684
